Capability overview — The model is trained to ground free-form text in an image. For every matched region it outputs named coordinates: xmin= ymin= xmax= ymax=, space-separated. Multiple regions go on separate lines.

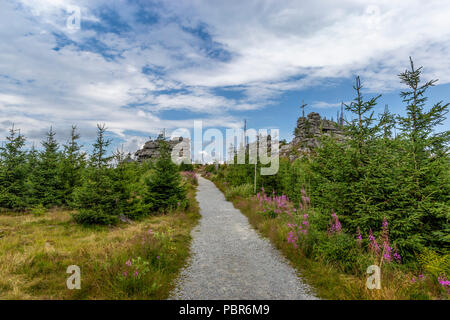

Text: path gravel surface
xmin=169 ymin=176 xmax=318 ymax=300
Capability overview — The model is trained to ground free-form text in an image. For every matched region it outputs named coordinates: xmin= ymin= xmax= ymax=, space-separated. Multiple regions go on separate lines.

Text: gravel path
xmin=169 ymin=176 xmax=318 ymax=300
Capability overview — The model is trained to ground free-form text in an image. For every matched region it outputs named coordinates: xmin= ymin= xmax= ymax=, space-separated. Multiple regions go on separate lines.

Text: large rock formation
xmin=280 ymin=112 xmax=345 ymax=159
xmin=135 ymin=137 xmax=191 ymax=162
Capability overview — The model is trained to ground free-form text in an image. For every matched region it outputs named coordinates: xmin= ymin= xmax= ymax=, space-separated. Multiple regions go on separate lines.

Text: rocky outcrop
xmin=135 ymin=137 xmax=191 ymax=162
xmin=281 ymin=112 xmax=345 ymax=159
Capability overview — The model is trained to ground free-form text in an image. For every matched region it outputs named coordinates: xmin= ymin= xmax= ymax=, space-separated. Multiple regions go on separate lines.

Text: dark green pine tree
xmin=90 ymin=124 xmax=112 ymax=169
xmin=60 ymin=126 xmax=85 ymax=206
xmin=316 ymin=76 xmax=383 ymax=227
xmin=24 ymin=143 xmax=39 ymax=205
xmin=144 ymin=140 xmax=186 ymax=213
xmin=343 ymin=76 xmax=381 ymax=163
xmin=72 ymin=124 xmax=118 ymax=225
xmin=396 ymin=57 xmax=450 ymax=251
xmin=0 ymin=125 xmax=28 ymax=210
xmin=110 ymin=147 xmax=146 ymax=219
xmin=32 ymin=127 xmax=63 ymax=207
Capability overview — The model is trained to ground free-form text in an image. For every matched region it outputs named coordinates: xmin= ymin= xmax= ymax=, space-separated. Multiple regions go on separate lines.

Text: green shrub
xmin=315 ymin=233 xmax=360 ymax=273
xmin=417 ymin=248 xmax=450 ymax=278
xmin=30 ymin=204 xmax=47 ymax=217
xmin=257 ymin=208 xmax=277 ymax=219
xmin=204 ymin=164 xmax=217 ymax=174
xmin=179 ymin=163 xmax=194 ymax=172
xmin=225 ymin=183 xmax=254 ymax=200
xmin=73 ymin=209 xmax=119 ymax=225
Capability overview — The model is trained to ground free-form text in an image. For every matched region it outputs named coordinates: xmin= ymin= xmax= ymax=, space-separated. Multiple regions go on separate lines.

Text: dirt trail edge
xmin=169 ymin=176 xmax=318 ymax=300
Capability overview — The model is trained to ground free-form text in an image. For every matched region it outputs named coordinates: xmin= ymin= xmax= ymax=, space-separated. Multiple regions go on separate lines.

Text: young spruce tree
xmin=31 ymin=127 xmax=62 ymax=207
xmin=0 ymin=126 xmax=28 ymax=210
xmin=144 ymin=138 xmax=186 ymax=213
xmin=60 ymin=125 xmax=85 ymax=206
xmin=396 ymin=57 xmax=450 ymax=251
xmin=73 ymin=124 xmax=118 ymax=225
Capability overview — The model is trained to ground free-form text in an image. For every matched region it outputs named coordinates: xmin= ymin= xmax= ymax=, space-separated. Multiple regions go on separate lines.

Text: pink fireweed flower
xmin=157 ymin=255 xmax=160 ymax=259
xmin=125 ymin=259 xmax=132 ymax=266
xmin=368 ymin=229 xmax=380 ymax=254
xmin=380 ymin=217 xmax=394 ymax=263
xmin=393 ymin=245 xmax=401 ymax=263
xmin=287 ymin=231 xmax=298 ymax=248
xmin=438 ymin=276 xmax=450 ymax=288
xmin=356 ymin=227 xmax=362 ymax=247
xmin=148 ymin=229 xmax=153 ymax=234
xmin=134 ymin=271 xmax=138 ymax=277
xmin=411 ymin=277 xmax=416 ymax=283
xmin=123 ymin=271 xmax=127 ymax=277
xmin=381 ymin=217 xmax=389 ymax=242
xmin=328 ymin=210 xmax=342 ymax=234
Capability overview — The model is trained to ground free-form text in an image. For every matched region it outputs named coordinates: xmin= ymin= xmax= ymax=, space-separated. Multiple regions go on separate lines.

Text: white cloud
xmin=165 ymin=0 xmax=450 ymax=92
xmin=312 ymin=101 xmax=343 ymax=109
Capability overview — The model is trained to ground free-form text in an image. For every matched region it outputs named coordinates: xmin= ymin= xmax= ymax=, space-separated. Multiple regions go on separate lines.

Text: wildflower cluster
xmin=365 ymin=218 xmax=401 ymax=264
xmin=287 ymin=214 xmax=310 ymax=248
xmin=438 ymin=276 xmax=450 ymax=290
xmin=411 ymin=274 xmax=425 ymax=283
xmin=380 ymin=217 xmax=393 ymax=263
xmin=299 ymin=187 xmax=310 ymax=211
xmin=122 ymin=257 xmax=150 ymax=280
xmin=368 ymin=228 xmax=380 ymax=255
xmin=356 ymin=227 xmax=362 ymax=248
xmin=256 ymin=187 xmax=291 ymax=218
xmin=327 ymin=210 xmax=342 ymax=235
xmin=180 ymin=171 xmax=198 ymax=185
xmin=255 ymin=186 xmax=312 ymax=249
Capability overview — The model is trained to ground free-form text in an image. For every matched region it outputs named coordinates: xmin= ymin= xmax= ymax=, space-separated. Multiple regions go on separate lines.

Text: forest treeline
xmin=0 ymin=124 xmax=189 ymax=225
xmin=213 ymin=58 xmax=449 ymax=260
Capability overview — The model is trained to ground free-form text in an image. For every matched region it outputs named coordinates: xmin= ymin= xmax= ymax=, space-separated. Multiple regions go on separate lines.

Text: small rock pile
xmin=134 ymin=137 xmax=191 ymax=162
xmin=281 ymin=112 xmax=345 ymax=160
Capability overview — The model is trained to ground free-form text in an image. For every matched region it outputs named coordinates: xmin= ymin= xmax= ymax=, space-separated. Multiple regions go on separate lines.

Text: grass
xmin=211 ymin=178 xmax=448 ymax=300
xmin=0 ymin=185 xmax=200 ymax=300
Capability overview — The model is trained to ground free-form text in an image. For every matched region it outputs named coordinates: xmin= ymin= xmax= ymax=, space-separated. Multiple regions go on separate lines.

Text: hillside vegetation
xmin=0 ymin=126 xmax=200 ymax=299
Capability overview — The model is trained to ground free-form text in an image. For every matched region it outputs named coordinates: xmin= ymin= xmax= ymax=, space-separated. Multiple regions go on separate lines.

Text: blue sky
xmin=0 ymin=0 xmax=449 ymax=158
